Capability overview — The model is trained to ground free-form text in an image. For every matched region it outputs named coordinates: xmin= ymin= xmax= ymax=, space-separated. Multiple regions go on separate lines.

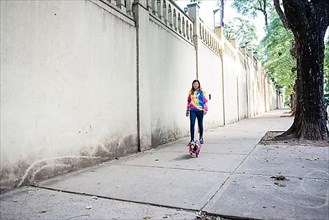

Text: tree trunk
xmin=289 ymin=92 xmax=296 ymax=116
xmin=291 ymin=33 xmax=328 ymax=139
xmin=262 ymin=0 xmax=268 ymax=30
xmin=274 ymin=0 xmax=329 ymax=140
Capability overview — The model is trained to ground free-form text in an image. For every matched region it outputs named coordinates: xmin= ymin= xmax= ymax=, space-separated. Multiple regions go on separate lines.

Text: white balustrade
xmin=199 ymin=19 xmax=221 ymax=55
xmin=144 ymin=0 xmax=194 ymax=43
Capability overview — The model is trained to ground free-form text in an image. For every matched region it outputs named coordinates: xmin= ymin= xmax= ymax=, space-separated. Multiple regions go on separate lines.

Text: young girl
xmin=186 ymin=79 xmax=208 ymax=144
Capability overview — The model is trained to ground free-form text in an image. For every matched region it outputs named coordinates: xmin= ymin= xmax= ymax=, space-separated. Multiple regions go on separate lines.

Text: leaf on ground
xmin=85 ymin=205 xmax=92 ymax=209
xmin=271 ymin=175 xmax=286 ymax=180
xmin=274 ymin=182 xmax=286 ymax=187
xmin=306 ymin=158 xmax=319 ymax=161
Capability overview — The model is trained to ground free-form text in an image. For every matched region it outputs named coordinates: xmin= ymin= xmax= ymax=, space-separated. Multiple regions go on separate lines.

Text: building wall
xmin=222 ymin=40 xmax=239 ymax=124
xmin=198 ymin=38 xmax=224 ymax=129
xmin=0 ymin=0 xmax=279 ymax=191
xmin=135 ymin=1 xmax=196 ymax=150
xmin=1 ymin=0 xmax=137 ymax=189
xmin=145 ymin=16 xmax=196 ymax=147
xmin=237 ymin=51 xmax=248 ymax=120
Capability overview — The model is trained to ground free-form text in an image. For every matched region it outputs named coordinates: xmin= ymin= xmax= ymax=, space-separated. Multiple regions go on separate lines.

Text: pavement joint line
xmin=32 ymin=185 xmax=201 ymax=214
xmin=199 ymin=152 xmax=250 ymax=155
xmin=203 ymin=211 xmax=262 ymax=220
xmin=31 ymin=185 xmax=262 ymax=220
xmin=228 ymin=172 xmax=329 ymax=180
xmin=145 ymin=151 xmax=251 ymax=156
xmin=199 ymin=143 xmax=261 ymax=211
xmin=111 ymin=163 xmax=233 ymax=174
xmin=243 ymin=155 xmax=329 ymax=160
xmin=198 ymin=119 xmax=278 ymax=211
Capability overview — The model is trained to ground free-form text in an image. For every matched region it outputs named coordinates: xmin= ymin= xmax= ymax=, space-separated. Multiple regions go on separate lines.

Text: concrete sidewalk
xmin=1 ymin=109 xmax=328 ymax=220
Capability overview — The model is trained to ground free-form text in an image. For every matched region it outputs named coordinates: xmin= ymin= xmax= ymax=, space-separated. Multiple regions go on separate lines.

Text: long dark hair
xmin=189 ymin=79 xmax=202 ymax=94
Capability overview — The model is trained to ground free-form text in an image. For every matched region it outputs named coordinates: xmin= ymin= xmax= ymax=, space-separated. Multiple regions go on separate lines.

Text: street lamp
xmin=214 ymin=0 xmax=225 ymax=28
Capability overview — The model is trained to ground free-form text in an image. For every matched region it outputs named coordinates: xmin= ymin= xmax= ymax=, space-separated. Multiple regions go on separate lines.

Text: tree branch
xmin=273 ymin=0 xmax=289 ymax=30
xmin=257 ymin=0 xmax=263 ymax=11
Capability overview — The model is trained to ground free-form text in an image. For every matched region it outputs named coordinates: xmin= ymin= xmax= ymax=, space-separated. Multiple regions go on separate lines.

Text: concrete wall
xmin=135 ymin=0 xmax=196 ymax=150
xmin=268 ymin=80 xmax=279 ymax=110
xmin=0 ymin=0 xmax=280 ymax=191
xmin=198 ymin=35 xmax=224 ymax=129
xmin=144 ymin=16 xmax=196 ymax=147
xmin=1 ymin=0 xmax=137 ymax=189
xmin=222 ymin=40 xmax=239 ymax=124
xmin=237 ymin=51 xmax=248 ymax=120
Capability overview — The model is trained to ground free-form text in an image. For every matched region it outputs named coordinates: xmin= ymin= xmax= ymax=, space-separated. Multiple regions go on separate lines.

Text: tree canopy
xmin=224 ymin=17 xmax=258 ymax=49
xmin=258 ymin=8 xmax=296 ymax=102
xmin=232 ymin=0 xmax=272 ymax=29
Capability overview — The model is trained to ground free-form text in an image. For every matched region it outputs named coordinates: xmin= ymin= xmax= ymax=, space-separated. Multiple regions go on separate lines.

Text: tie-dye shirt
xmin=187 ymin=88 xmax=208 ymax=111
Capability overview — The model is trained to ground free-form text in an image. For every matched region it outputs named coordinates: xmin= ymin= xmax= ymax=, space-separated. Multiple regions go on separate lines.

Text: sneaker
xmin=188 ymin=140 xmax=195 ymax=146
xmin=200 ymin=138 xmax=204 ymax=144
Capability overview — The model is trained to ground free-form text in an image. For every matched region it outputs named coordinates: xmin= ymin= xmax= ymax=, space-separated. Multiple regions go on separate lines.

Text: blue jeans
xmin=190 ymin=110 xmax=204 ymax=141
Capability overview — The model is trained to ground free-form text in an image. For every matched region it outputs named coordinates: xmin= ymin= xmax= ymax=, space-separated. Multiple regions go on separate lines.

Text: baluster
xmin=173 ymin=9 xmax=177 ymax=31
xmin=147 ymin=0 xmax=152 ymax=12
xmin=152 ymin=0 xmax=158 ymax=16
xmin=105 ymin=0 xmax=115 ymax=6
xmin=182 ymin=17 xmax=185 ymax=37
xmin=157 ymin=0 xmax=163 ymax=19
xmin=163 ymin=0 xmax=168 ymax=25
xmin=116 ymin=0 xmax=126 ymax=12
xmin=167 ymin=4 xmax=173 ymax=27
xmin=190 ymin=23 xmax=194 ymax=43
xmin=125 ymin=0 xmax=132 ymax=15
xmin=178 ymin=13 xmax=181 ymax=34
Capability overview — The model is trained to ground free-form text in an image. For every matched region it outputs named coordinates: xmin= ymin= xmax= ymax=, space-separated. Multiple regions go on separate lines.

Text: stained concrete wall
xmin=134 ymin=1 xmax=196 ymax=150
xmin=267 ymin=80 xmax=279 ymax=110
xmin=198 ymin=41 xmax=224 ymax=129
xmin=0 ymin=0 xmax=279 ymax=191
xmin=237 ymin=51 xmax=248 ymax=120
xmin=222 ymin=40 xmax=239 ymax=124
xmin=1 ymin=0 xmax=137 ymax=189
xmin=142 ymin=16 xmax=196 ymax=148
xmin=198 ymin=32 xmax=224 ymax=128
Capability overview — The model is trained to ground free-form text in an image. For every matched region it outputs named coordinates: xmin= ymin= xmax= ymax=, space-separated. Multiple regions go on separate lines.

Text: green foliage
xmin=232 ymin=0 xmax=272 ymax=27
xmin=258 ymin=10 xmax=296 ymax=99
xmin=231 ymin=0 xmax=328 ymax=108
xmin=324 ymin=38 xmax=329 ymax=94
xmin=230 ymin=0 xmax=296 ymax=102
xmin=232 ymin=0 xmax=261 ymax=17
xmin=223 ymin=17 xmax=258 ymax=50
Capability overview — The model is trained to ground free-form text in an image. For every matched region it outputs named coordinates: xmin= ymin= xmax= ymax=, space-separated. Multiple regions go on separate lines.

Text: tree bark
xmin=273 ymin=0 xmax=289 ymax=30
xmin=274 ymin=0 xmax=329 ymax=140
xmin=262 ymin=0 xmax=268 ymax=29
xmin=289 ymin=83 xmax=297 ymax=116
